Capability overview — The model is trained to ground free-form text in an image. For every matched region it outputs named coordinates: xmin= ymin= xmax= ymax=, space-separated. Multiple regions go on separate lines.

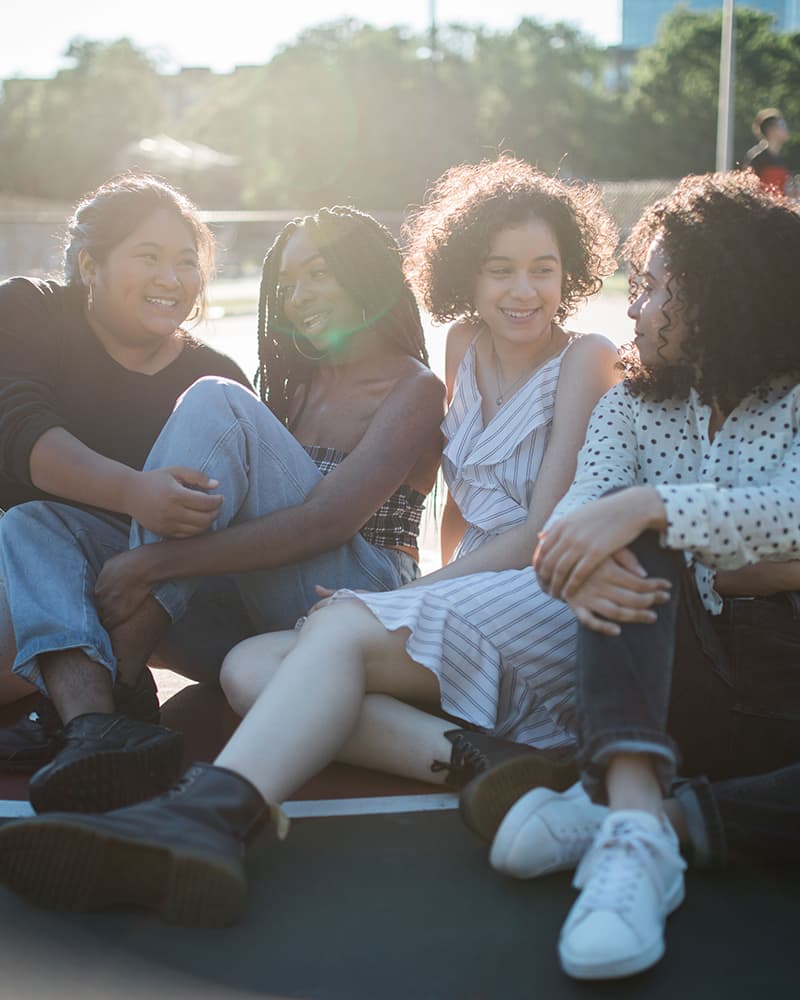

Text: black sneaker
xmin=0 ymin=668 xmax=161 ymax=775
xmin=28 ymin=712 xmax=184 ymax=814
xmin=432 ymin=729 xmax=577 ymax=842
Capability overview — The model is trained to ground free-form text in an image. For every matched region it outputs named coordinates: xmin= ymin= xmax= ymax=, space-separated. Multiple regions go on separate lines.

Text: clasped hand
xmin=561 ymin=549 xmax=671 ymax=636
xmin=534 ymin=488 xmax=671 ymax=634
xmin=95 ymin=547 xmax=155 ymax=631
xmin=126 ymin=467 xmax=223 ymax=539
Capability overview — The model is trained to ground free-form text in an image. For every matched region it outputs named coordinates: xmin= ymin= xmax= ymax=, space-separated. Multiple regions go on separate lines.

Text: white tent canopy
xmin=117 ymin=134 xmax=239 ymax=173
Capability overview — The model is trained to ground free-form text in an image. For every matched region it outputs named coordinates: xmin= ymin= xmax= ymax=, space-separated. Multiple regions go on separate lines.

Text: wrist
xmin=634 ymin=486 xmax=667 ymax=532
xmin=117 ymin=467 xmax=143 ymax=519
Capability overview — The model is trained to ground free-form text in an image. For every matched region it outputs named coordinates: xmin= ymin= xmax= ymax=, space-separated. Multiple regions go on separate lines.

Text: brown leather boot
xmin=432 ymin=730 xmax=577 ymax=841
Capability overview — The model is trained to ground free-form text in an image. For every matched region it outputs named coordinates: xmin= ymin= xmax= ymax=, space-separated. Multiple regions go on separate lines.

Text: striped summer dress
xmin=331 ymin=334 xmax=579 ymax=749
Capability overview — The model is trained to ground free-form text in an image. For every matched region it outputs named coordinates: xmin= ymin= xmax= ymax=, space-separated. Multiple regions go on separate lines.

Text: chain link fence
xmin=0 ymin=181 xmax=680 ymax=281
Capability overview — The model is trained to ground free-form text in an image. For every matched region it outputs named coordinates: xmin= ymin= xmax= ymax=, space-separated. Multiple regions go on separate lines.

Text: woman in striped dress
xmin=0 ymin=160 xmax=661 ymax=926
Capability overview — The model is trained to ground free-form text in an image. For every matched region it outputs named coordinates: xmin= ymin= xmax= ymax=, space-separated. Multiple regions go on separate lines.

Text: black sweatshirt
xmin=0 ymin=276 xmax=251 ymax=511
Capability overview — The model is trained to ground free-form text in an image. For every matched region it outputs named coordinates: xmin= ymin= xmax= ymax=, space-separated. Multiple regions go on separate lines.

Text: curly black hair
xmin=402 ymin=156 xmax=618 ymax=325
xmin=255 ymin=206 xmax=428 ymax=425
xmin=621 ymin=171 xmax=800 ymax=413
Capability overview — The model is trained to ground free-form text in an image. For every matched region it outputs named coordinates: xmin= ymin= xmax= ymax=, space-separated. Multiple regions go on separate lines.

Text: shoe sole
xmin=489 ymin=785 xmax=583 ymax=878
xmin=0 ymin=818 xmax=245 ymax=926
xmin=29 ymin=732 xmax=184 ymax=814
xmin=460 ymin=753 xmax=578 ymax=842
xmin=559 ymin=880 xmax=686 ymax=980
xmin=0 ymin=753 xmax=56 ymax=775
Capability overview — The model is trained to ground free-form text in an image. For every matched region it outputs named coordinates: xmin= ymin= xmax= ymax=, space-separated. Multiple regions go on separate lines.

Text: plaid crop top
xmin=304 ymin=445 xmax=425 ymax=551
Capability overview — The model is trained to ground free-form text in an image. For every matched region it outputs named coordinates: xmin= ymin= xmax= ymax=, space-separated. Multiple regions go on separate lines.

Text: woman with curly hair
xmin=487 ymin=170 xmax=800 ymax=980
xmin=0 ymin=157 xmax=627 ymax=925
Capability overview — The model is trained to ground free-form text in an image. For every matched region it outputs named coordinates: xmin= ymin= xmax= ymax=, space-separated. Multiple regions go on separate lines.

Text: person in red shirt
xmin=744 ymin=107 xmax=791 ymax=195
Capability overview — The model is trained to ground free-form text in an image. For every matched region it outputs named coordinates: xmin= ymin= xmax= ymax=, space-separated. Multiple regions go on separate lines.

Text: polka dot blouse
xmin=547 ymin=377 xmax=800 ymax=613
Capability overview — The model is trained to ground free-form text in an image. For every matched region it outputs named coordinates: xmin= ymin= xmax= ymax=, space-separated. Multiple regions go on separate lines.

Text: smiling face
xmin=472 ymin=218 xmax=564 ymax=348
xmin=81 ymin=207 xmax=202 ymax=346
xmin=627 ymin=237 xmax=689 ymax=369
xmin=278 ymin=226 xmax=363 ymax=352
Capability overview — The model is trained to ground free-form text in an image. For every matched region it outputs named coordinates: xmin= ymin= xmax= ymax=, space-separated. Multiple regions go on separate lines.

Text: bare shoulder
xmin=393 ymin=359 xmax=446 ymax=407
xmin=445 ymin=319 xmax=480 ymax=397
xmin=563 ymin=332 xmax=620 ymax=370
xmin=370 ymin=353 xmax=444 ymax=411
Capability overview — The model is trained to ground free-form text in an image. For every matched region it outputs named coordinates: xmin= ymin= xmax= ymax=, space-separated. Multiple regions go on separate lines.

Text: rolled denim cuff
xmin=12 ymin=636 xmax=116 ymax=697
xmin=672 ymin=775 xmax=727 ymax=868
xmin=151 ymin=579 xmax=194 ymax=624
xmin=580 ymin=734 xmax=678 ymax=805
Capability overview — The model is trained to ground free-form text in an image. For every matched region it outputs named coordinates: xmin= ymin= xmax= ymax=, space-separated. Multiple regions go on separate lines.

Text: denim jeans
xmin=0 ymin=377 xmax=416 ymax=693
xmin=576 ymin=530 xmax=800 ymax=867
xmin=134 ymin=377 xmax=417 ymax=628
xmin=0 ymin=505 xmax=255 ymax=691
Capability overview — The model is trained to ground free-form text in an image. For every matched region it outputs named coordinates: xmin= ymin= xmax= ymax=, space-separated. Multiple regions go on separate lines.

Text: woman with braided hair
xmin=0 ymin=205 xmax=444 ymax=816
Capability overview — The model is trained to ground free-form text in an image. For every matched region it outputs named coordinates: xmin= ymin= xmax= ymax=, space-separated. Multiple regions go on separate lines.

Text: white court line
xmin=0 ymin=800 xmax=33 ymax=818
xmin=0 ymin=793 xmax=458 ymax=821
xmin=284 ymin=794 xmax=458 ymax=818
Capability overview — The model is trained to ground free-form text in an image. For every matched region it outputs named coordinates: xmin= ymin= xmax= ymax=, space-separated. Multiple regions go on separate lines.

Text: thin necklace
xmin=491 ymin=328 xmax=567 ymax=405
xmin=492 ymin=347 xmax=537 ymax=406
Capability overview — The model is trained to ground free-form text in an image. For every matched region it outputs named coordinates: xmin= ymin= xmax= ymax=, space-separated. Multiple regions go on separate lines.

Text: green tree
xmin=0 ymin=38 xmax=165 ymax=199
xmin=186 ymin=19 xmax=478 ymax=210
xmin=624 ymin=7 xmax=800 ymax=177
xmin=470 ymin=18 xmax=620 ymax=180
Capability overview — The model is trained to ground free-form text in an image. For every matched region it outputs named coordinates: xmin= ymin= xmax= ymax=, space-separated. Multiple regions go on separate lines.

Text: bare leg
xmin=606 ymin=753 xmax=665 ymax=817
xmin=221 ymin=624 xmax=455 ymax=787
xmin=220 ymin=631 xmax=299 ymax=715
xmin=39 ymin=650 xmax=113 ymax=724
xmin=110 ymin=596 xmax=171 ymax=686
xmin=216 ymin=601 xmax=445 ymax=803
xmin=336 ymin=693 xmax=453 ymax=784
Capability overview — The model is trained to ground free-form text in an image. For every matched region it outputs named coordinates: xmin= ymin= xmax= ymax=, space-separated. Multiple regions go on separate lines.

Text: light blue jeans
xmin=0 ymin=377 xmax=417 ymax=694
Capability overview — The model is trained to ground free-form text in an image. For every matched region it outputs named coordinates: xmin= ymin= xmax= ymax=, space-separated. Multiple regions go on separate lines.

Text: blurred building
xmin=622 ymin=1 xmax=799 ymax=48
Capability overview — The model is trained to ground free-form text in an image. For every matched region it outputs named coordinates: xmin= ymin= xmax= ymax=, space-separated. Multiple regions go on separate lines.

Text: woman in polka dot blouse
xmin=512 ymin=171 xmax=800 ymax=980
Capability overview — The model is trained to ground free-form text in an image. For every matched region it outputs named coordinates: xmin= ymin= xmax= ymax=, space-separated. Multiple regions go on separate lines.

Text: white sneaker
xmin=558 ymin=810 xmax=686 ymax=980
xmin=490 ymin=782 xmax=606 ymax=878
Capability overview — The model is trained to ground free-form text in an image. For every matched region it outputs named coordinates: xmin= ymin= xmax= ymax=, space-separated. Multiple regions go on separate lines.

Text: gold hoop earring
xmin=292 ymin=329 xmax=329 ymax=361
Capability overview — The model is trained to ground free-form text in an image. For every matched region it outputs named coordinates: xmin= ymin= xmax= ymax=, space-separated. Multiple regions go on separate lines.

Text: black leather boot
xmin=0 ymin=695 xmax=62 ymax=772
xmin=28 ymin=711 xmax=183 ymax=814
xmin=0 ymin=762 xmax=287 ymax=926
xmin=431 ymin=729 xmax=577 ymax=842
xmin=0 ymin=668 xmax=161 ymax=775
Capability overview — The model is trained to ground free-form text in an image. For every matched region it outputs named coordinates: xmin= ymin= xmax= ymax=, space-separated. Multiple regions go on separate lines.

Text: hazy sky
xmin=3 ymin=1 xmax=622 ymax=79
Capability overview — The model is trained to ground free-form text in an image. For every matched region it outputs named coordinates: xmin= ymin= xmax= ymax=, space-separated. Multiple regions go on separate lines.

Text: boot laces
xmin=430 ymin=733 xmax=486 ymax=783
xmin=574 ymin=817 xmax=685 ymax=915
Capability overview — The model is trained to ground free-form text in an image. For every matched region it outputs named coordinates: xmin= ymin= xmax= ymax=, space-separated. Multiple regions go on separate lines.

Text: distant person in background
xmin=744 ymin=107 xmax=791 ymax=195
xmin=0 ymin=172 xmax=252 ymax=769
xmin=0 ymin=204 xmax=444 ymax=817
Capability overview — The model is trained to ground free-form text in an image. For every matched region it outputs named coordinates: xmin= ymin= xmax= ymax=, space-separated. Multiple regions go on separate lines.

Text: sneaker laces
xmin=574 ymin=816 xmax=686 ymax=915
xmin=552 ymin=820 xmax=599 ymax=865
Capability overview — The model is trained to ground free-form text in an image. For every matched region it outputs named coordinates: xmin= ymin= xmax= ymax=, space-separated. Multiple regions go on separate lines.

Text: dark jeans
xmin=577 ymin=531 xmax=800 ymax=867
